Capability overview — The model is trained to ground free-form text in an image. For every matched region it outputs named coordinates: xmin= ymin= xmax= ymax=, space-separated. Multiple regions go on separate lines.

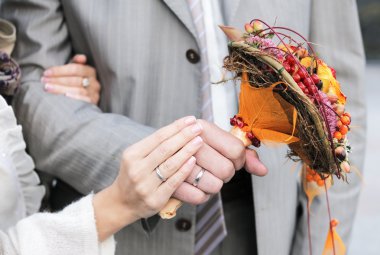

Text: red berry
xmin=310 ymin=85 xmax=318 ymax=94
xmin=246 ymin=132 xmax=255 ymax=140
xmin=284 ymin=63 xmax=291 ymax=73
xmin=303 ymin=77 xmax=313 ymax=88
xmin=297 ymin=68 xmax=307 ymax=79
xmin=311 ymin=74 xmax=320 ymax=84
xmin=297 ymin=82 xmax=306 ymax=91
xmin=293 ymin=73 xmax=301 ymax=83
xmin=251 ymin=137 xmax=261 ymax=147
xmin=304 ymin=88 xmax=310 ymax=95
xmin=286 ymin=55 xmax=296 ymax=65
xmin=290 ymin=65 xmax=296 ymax=74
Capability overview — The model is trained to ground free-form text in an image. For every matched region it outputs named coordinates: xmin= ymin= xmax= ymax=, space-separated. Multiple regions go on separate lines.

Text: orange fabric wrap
xmin=237 ymin=72 xmax=299 ymax=144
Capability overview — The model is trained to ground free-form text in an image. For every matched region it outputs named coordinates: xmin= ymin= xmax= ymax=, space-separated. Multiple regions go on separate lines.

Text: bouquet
xmin=220 ymin=19 xmax=351 ymax=255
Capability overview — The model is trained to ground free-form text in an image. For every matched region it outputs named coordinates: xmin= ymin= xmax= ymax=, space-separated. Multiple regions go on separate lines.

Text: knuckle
xmin=157 ymin=145 xmax=171 ymax=158
xmin=209 ymin=179 xmax=223 ymax=194
xmin=154 ymin=130 xmax=166 ymax=143
xmin=80 ymin=89 xmax=88 ymax=96
xmin=122 ymin=148 xmax=135 ymax=160
xmin=183 ymin=143 xmax=196 ymax=155
xmin=94 ymin=82 xmax=101 ymax=91
xmin=89 ymin=68 xmax=97 ymax=77
xmin=127 ymin=170 xmax=140 ymax=184
xmin=135 ymin=184 xmax=149 ymax=198
xmin=229 ymin=142 xmax=245 ymax=162
xmin=166 ymin=176 xmax=180 ymax=191
xmin=174 ymin=119 xmax=183 ymax=131
xmin=219 ymin=161 xmax=235 ymax=180
xmin=197 ymin=119 xmax=206 ymax=126
xmin=193 ymin=192 xmax=208 ymax=205
xmin=145 ymin=197 xmax=161 ymax=211
xmin=160 ymin=160 xmax=172 ymax=174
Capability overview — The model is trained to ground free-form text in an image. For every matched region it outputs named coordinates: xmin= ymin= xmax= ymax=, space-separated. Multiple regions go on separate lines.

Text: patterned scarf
xmin=0 ymin=51 xmax=20 ymax=96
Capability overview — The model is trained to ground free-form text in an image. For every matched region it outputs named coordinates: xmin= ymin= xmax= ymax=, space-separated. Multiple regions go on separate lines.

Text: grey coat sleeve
xmin=0 ymin=0 xmax=155 ymax=194
xmin=292 ymin=1 xmax=366 ymax=254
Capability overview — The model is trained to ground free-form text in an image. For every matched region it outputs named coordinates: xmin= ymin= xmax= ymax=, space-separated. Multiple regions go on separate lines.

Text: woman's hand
xmin=41 ymin=54 xmax=101 ymax=104
xmin=93 ymin=116 xmax=203 ymax=241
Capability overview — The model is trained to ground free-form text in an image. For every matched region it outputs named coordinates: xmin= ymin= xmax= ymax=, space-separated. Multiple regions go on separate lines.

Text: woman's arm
xmin=0 ymin=194 xmax=115 ymax=255
xmin=0 ymin=116 xmax=203 ymax=253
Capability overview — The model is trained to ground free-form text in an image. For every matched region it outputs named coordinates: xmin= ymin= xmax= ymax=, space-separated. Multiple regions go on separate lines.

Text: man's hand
xmin=173 ymin=119 xmax=268 ymax=204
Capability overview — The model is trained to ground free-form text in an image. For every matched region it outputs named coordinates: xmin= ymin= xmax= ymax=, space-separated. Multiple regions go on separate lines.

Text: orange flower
xmin=317 ymin=60 xmax=346 ymax=105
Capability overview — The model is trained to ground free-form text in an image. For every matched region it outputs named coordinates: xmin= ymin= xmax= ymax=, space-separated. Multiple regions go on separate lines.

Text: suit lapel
xmin=162 ymin=0 xmax=197 ymax=40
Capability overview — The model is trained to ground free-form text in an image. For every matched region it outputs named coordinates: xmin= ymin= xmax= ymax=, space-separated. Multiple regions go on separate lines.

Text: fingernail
xmin=184 ymin=116 xmax=196 ymax=125
xmin=191 ymin=123 xmax=202 ymax=133
xmin=40 ymin=77 xmax=48 ymax=83
xmin=43 ymin=69 xmax=53 ymax=76
xmin=187 ymin=156 xmax=196 ymax=165
xmin=192 ymin=136 xmax=203 ymax=145
xmin=44 ymin=84 xmax=53 ymax=91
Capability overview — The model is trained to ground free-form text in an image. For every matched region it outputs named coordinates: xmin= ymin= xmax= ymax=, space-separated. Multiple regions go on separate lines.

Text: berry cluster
xmin=230 ymin=115 xmax=261 ymax=147
xmin=283 ymin=54 xmax=323 ymax=102
xmin=305 ymin=166 xmax=326 ymax=187
xmin=333 ymin=112 xmax=351 ymax=173
xmin=333 ymin=113 xmax=351 ymax=141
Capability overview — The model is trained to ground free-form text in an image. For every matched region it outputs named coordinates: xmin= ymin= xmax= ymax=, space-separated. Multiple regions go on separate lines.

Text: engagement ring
xmin=81 ymin=77 xmax=90 ymax=88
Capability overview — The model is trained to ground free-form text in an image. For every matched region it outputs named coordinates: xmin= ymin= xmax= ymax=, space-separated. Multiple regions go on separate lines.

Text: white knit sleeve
xmin=0 ymin=194 xmax=115 ymax=255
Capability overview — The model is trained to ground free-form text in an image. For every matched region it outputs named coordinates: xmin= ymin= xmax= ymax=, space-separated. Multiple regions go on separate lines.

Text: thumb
xmin=71 ymin=54 xmax=87 ymax=64
xmin=244 ymin=148 xmax=268 ymax=176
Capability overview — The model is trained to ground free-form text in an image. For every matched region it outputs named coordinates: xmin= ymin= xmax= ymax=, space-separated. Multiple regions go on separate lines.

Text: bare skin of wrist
xmin=92 ymin=184 xmax=138 ymax=242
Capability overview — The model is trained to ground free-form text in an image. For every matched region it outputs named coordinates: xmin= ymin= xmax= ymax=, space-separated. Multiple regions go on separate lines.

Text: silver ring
xmin=155 ymin=166 xmax=166 ymax=182
xmin=81 ymin=77 xmax=90 ymax=88
xmin=193 ymin=169 xmax=205 ymax=187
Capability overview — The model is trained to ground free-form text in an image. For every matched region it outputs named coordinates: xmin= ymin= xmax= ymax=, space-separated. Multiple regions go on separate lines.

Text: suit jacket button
xmin=175 ymin=218 xmax=192 ymax=232
xmin=186 ymin=49 xmax=200 ymax=64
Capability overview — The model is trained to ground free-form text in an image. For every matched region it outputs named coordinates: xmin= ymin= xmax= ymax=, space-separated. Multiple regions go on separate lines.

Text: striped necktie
xmin=186 ymin=0 xmax=227 ymax=254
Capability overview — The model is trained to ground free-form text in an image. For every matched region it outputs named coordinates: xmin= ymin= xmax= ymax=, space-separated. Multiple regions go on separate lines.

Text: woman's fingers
xmin=149 ymin=136 xmax=203 ymax=186
xmin=42 ymin=76 xmax=84 ymax=88
xmin=45 ymin=83 xmax=88 ymax=96
xmin=65 ymin=93 xmax=92 ymax=103
xmin=128 ymin=116 xmax=198 ymax=158
xmin=71 ymin=54 xmax=87 ymax=64
xmin=156 ymin=156 xmax=196 ymax=202
xmin=43 ymin=63 xmax=96 ymax=78
xmin=145 ymin=123 xmax=203 ymax=168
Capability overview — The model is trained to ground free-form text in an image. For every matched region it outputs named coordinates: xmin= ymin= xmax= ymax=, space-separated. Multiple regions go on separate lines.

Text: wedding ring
xmin=193 ymin=169 xmax=205 ymax=187
xmin=155 ymin=166 xmax=167 ymax=182
xmin=81 ymin=77 xmax=90 ymax=88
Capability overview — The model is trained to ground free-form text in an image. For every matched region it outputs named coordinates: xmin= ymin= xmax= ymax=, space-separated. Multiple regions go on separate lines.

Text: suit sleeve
xmin=291 ymin=1 xmax=366 ymax=254
xmin=0 ymin=0 xmax=155 ymax=194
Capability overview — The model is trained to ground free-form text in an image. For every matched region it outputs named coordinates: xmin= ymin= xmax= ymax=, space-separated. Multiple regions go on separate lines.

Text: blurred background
xmin=349 ymin=1 xmax=380 ymax=254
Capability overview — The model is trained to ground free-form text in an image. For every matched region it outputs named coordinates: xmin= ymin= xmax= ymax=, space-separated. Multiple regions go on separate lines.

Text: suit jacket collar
xmin=162 ymin=0 xmax=197 ymax=40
